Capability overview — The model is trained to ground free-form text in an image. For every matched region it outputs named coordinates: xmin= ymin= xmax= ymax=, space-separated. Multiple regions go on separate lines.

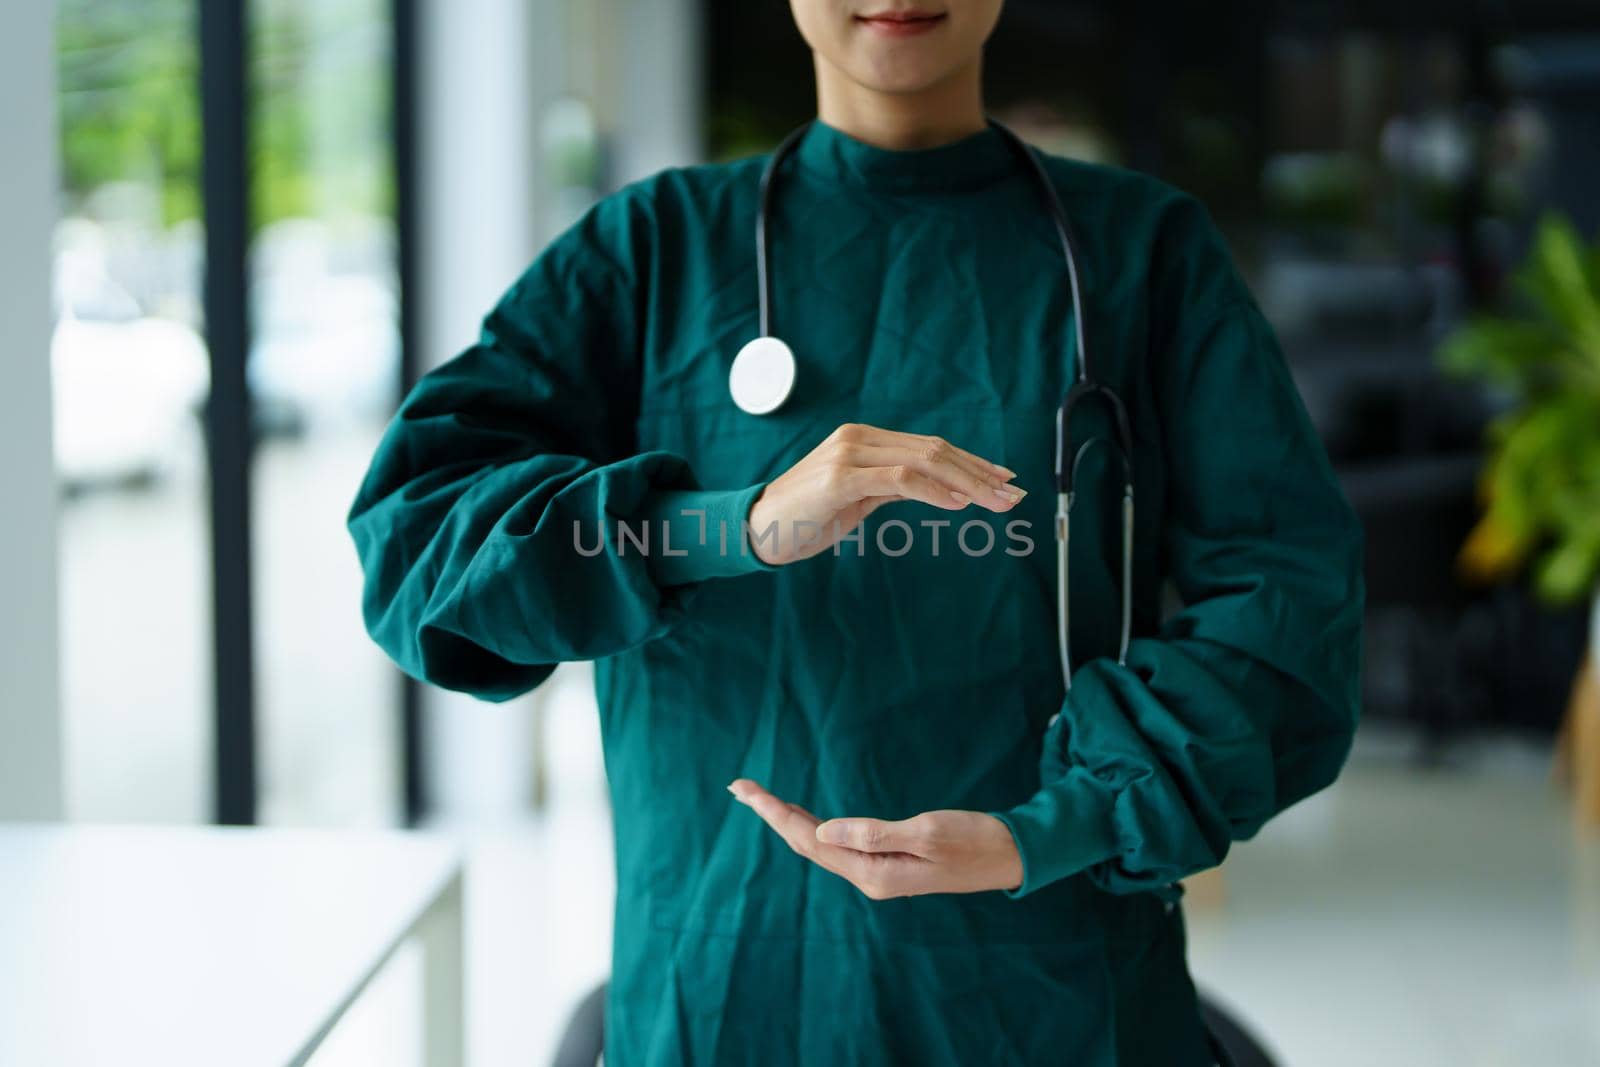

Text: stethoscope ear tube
xmin=754 ymin=122 xmax=812 ymax=340
xmin=1056 ymin=381 xmax=1134 ymax=494
xmin=989 ymin=119 xmax=1090 ymax=387
xmin=1119 ymin=490 xmax=1133 ymax=666
xmin=1056 ymin=448 xmax=1134 ymax=690
xmin=1057 ymin=492 xmax=1073 ymax=691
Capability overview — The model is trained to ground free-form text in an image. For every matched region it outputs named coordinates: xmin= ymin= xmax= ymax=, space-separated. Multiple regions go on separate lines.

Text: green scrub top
xmin=349 ymin=118 xmax=1365 ymax=1066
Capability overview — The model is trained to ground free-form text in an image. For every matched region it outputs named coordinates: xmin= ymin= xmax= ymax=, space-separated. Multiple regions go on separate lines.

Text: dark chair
xmin=1199 ymin=992 xmax=1277 ymax=1067
xmin=551 ymin=980 xmax=1277 ymax=1067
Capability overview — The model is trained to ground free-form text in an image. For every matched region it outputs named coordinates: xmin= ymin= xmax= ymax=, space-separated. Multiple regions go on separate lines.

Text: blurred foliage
xmin=1439 ymin=213 xmax=1600 ymax=606
xmin=57 ymin=0 xmax=392 ymax=231
xmin=251 ymin=0 xmax=393 ymax=227
xmin=58 ymin=0 xmax=201 ymax=224
xmin=1262 ymin=153 xmax=1373 ymax=229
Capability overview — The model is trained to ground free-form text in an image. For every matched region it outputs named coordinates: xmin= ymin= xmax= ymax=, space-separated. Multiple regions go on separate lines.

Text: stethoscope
xmin=728 ymin=116 xmax=1133 ymax=693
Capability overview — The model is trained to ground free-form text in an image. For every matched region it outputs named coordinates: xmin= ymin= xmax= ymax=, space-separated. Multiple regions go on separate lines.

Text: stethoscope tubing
xmin=755 ymin=123 xmax=812 ymax=339
xmin=751 ymin=116 xmax=1134 ymax=690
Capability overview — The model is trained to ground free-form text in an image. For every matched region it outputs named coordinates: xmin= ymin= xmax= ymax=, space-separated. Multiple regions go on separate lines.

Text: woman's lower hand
xmin=746 ymin=423 xmax=1024 ymax=565
xmin=727 ymin=779 xmax=1024 ymax=898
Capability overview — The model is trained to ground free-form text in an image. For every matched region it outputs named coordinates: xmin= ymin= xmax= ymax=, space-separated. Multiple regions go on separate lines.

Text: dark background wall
xmin=704 ymin=0 xmax=1600 ymax=747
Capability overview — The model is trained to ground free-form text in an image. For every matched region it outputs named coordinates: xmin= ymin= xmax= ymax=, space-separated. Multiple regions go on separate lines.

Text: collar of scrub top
xmin=749 ymin=115 xmax=1135 ymax=692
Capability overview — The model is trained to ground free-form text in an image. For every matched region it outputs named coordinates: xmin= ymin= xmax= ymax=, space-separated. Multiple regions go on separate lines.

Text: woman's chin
xmin=847 ymin=58 xmax=961 ymax=97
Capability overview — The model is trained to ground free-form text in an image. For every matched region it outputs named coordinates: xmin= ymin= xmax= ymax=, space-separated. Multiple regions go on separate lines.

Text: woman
xmin=348 ymin=1 xmax=1365 ymax=1063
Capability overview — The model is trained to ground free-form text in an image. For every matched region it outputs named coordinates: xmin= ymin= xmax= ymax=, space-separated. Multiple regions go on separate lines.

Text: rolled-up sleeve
xmin=993 ymin=200 xmax=1365 ymax=898
xmin=347 ymin=189 xmax=776 ymax=704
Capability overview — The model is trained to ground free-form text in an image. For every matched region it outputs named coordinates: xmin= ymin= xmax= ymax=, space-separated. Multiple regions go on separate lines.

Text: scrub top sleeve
xmin=347 ymin=191 xmax=772 ymax=704
xmin=633 ymin=484 xmax=782 ymax=587
xmin=993 ymin=203 xmax=1365 ymax=898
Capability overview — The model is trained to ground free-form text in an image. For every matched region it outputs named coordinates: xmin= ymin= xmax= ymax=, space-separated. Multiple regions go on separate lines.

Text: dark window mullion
xmin=393 ymin=0 xmax=427 ymax=826
xmin=199 ymin=0 xmax=257 ymax=826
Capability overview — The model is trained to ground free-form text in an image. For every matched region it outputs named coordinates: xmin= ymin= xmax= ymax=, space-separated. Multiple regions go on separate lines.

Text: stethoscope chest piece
xmin=728 ymin=335 xmax=796 ymax=416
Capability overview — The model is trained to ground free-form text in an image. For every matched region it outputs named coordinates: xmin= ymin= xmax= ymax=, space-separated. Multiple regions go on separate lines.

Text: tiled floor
xmin=1184 ymin=742 xmax=1600 ymax=1067
xmin=392 ymin=706 xmax=1600 ymax=1067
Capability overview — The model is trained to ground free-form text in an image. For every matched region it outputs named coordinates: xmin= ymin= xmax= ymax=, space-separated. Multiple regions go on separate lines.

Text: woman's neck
xmin=813 ymin=55 xmax=987 ymax=150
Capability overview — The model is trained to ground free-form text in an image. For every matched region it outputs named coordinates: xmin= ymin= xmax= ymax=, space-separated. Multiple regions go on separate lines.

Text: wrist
xmin=982 ymin=813 xmax=1025 ymax=892
xmin=747 ymin=485 xmax=780 ymax=565
xmin=989 ymin=766 xmax=1120 ymax=899
xmin=634 ymin=482 xmax=781 ymax=586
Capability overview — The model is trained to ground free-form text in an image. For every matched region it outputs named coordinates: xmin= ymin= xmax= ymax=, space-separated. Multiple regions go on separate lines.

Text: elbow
xmin=366 ymin=591 xmax=554 ymax=704
xmin=414 ymin=620 xmax=556 ymax=702
xmin=1266 ymin=661 xmax=1360 ymax=821
xmin=1274 ymin=714 xmax=1356 ymax=818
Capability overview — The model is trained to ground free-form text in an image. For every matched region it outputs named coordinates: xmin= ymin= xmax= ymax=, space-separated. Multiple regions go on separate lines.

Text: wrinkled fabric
xmin=348 ymin=118 xmax=1365 ymax=1066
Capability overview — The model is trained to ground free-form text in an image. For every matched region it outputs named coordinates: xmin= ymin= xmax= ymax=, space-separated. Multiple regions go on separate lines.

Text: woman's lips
xmin=854 ymin=11 xmax=947 ymax=37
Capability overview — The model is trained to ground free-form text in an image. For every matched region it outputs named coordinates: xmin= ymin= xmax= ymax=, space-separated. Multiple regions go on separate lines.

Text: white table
xmin=0 ymin=825 xmax=463 ymax=1067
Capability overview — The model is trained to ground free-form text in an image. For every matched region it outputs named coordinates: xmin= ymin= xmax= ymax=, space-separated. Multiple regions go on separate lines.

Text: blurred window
xmin=250 ymin=0 xmax=400 ymax=827
xmin=55 ymin=0 xmax=213 ymax=822
xmin=52 ymin=0 xmax=403 ymax=826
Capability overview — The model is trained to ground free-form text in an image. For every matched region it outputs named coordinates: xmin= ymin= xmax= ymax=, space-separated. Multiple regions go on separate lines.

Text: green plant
xmin=1437 ymin=213 xmax=1600 ymax=605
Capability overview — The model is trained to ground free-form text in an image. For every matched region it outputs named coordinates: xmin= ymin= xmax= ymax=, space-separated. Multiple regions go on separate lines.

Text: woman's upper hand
xmin=745 ymin=422 xmax=1025 ymax=565
xmin=728 ymin=779 xmax=1024 ymax=898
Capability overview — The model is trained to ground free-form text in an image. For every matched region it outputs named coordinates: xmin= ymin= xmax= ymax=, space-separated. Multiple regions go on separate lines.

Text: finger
xmin=848 ymin=464 xmax=1018 ymax=514
xmin=729 ymin=780 xmax=806 ymax=837
xmin=911 ymin=434 xmax=1018 ymax=484
xmin=731 ymin=781 xmax=833 ymax=862
xmin=730 ymin=781 xmax=906 ymax=894
xmin=923 ymin=436 xmax=1018 ymax=482
xmin=838 ymin=444 xmax=1025 ymax=511
xmin=839 ymin=424 xmax=1016 ymax=481
xmin=836 ymin=432 xmax=1016 ymax=498
xmin=815 ymin=815 xmax=929 ymax=855
xmin=785 ymin=801 xmax=912 ymax=857
xmin=792 ymin=804 xmax=920 ymax=861
xmin=843 ymin=433 xmax=1014 ymax=492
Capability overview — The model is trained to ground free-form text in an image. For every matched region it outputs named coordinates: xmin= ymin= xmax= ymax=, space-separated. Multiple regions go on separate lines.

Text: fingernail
xmin=950 ymin=491 xmax=970 ymax=505
xmin=994 ymin=485 xmax=1025 ymax=504
xmin=994 ymin=465 xmax=1017 ymax=479
xmin=817 ymin=821 xmax=848 ymax=845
